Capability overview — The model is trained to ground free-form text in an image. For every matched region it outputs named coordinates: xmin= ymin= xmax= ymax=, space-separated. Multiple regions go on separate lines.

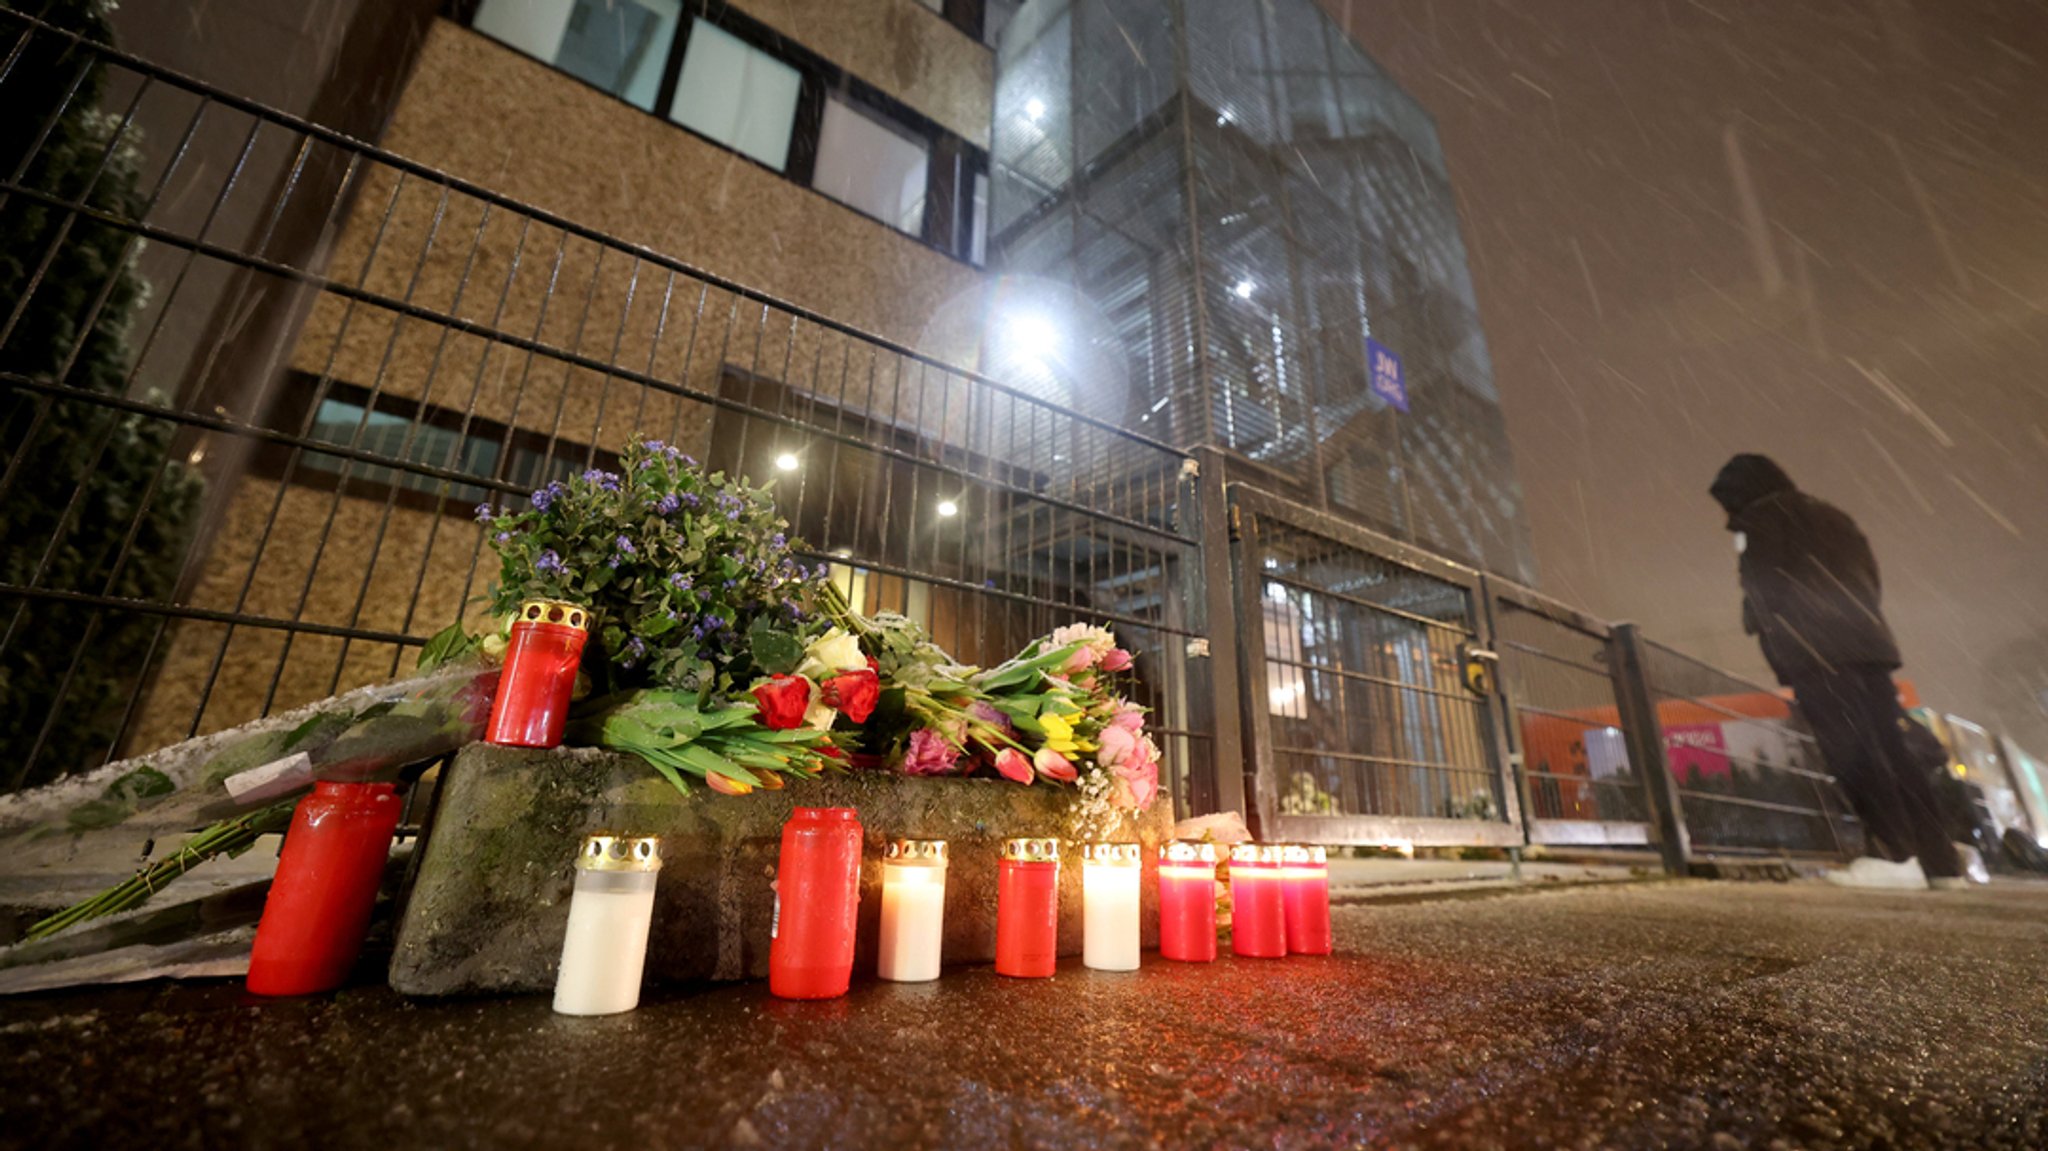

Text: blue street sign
xmin=1367 ymin=338 xmax=1407 ymax=413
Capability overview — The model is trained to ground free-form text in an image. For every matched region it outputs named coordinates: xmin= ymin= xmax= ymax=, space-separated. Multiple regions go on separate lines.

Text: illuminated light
xmin=1233 ymin=279 xmax=1256 ymax=299
xmin=878 ymin=840 xmax=947 ymax=983
xmin=1227 ymin=845 xmax=1286 ymax=958
xmin=1024 ymin=97 xmax=1047 ymax=122
xmin=773 ymin=452 xmax=800 ymax=472
xmin=936 ymin=499 xmax=960 ymax=518
xmin=1158 ymin=841 xmax=1219 ymax=963
xmin=1004 ymin=311 xmax=1059 ymax=353
xmin=1216 ymin=108 xmax=1235 ymax=126
xmin=1081 ymin=843 xmax=1141 ymax=971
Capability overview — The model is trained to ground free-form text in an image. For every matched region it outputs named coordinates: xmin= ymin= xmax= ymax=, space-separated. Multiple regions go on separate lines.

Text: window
xmin=813 ymin=96 xmax=930 ymax=236
xmin=969 ymin=171 xmax=989 ymax=265
xmin=459 ymin=1 xmax=990 ymax=264
xmin=669 ymin=19 xmax=802 ymax=171
xmin=261 ymin=376 xmax=609 ymax=515
xmin=473 ymin=0 xmax=680 ymax=111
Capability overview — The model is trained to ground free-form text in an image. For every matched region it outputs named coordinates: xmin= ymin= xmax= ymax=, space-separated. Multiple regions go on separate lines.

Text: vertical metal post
xmin=1475 ymin=575 xmax=1532 ymax=840
xmin=1229 ymin=477 xmax=1280 ymax=838
xmin=1608 ymin=623 xmax=1690 ymax=875
xmin=1178 ymin=446 xmax=1246 ymax=820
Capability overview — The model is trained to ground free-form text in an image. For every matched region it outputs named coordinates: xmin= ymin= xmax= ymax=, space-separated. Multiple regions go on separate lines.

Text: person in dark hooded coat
xmin=1709 ymin=453 xmax=1963 ymax=886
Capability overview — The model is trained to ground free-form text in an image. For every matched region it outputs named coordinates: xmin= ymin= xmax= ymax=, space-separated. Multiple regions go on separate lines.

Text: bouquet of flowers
xmin=835 ymin=602 xmax=1163 ymax=831
xmin=463 ymin=438 xmax=1162 ymax=818
xmin=471 ymin=439 xmax=825 ymax=694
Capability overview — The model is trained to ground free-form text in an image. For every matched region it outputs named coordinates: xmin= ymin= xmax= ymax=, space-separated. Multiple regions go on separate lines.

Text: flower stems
xmin=22 ymin=797 xmax=300 ymax=943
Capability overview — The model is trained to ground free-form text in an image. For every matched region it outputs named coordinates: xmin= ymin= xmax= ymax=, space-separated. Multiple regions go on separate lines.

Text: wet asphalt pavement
xmin=3 ymin=879 xmax=2045 ymax=1150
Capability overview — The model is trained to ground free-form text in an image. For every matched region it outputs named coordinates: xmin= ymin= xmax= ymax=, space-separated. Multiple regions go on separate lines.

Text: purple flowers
xmin=530 ymin=481 xmax=565 ymax=511
xmin=668 ymin=572 xmax=693 ymax=590
xmin=535 ymin=549 xmax=566 ymax=576
xmin=654 ymin=492 xmax=681 ymax=516
xmin=619 ymin=635 xmax=647 ymax=668
xmin=582 ymin=469 xmax=621 ymax=492
xmin=903 ymin=729 xmax=962 ymax=777
xmin=968 ymin=700 xmax=1015 ymax=739
xmin=615 ymin=535 xmax=636 ymax=556
xmin=473 ymin=503 xmax=494 ymax=523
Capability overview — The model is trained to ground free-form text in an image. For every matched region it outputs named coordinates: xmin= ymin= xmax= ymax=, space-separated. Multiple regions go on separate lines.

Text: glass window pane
xmin=812 ymin=97 xmax=930 ymax=235
xmin=669 ymin=20 xmax=801 ymax=171
xmin=473 ymin=0 xmax=680 ymax=112
xmin=970 ymin=171 xmax=989 ymax=265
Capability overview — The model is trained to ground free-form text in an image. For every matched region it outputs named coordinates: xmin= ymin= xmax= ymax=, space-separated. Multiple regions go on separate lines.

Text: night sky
xmin=1335 ymin=0 xmax=2048 ymax=752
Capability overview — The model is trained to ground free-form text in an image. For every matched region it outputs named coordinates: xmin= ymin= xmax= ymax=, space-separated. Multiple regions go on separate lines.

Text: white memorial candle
xmin=553 ymin=834 xmax=661 ymax=1016
xmin=1082 ymin=843 xmax=1142 ymax=972
xmin=878 ymin=839 xmax=948 ymax=982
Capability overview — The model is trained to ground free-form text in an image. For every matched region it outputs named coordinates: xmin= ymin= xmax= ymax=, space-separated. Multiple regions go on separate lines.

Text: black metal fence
xmin=0 ymin=8 xmax=1214 ymax=802
xmin=0 ymin=9 xmax=1896 ymax=874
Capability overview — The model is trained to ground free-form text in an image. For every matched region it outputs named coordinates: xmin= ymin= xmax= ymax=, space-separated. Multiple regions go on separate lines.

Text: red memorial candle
xmin=769 ymin=807 xmax=863 ymax=1000
xmin=247 ymin=781 xmax=404 ymax=996
xmin=995 ymin=837 xmax=1060 ymax=978
xmin=1157 ymin=840 xmax=1219 ymax=962
xmin=1229 ymin=844 xmax=1286 ymax=958
xmin=1280 ymin=844 xmax=1333 ymax=955
xmin=485 ymin=599 xmax=589 ymax=749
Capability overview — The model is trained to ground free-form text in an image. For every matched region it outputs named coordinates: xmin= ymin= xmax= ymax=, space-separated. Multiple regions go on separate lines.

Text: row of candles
xmin=554 ymin=806 xmax=1334 ymax=1015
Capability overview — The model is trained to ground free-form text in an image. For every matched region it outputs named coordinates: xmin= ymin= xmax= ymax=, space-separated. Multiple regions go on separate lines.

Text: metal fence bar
xmin=0 ymin=15 xmax=1219 ymax=799
xmin=1608 ymin=623 xmax=1690 ymax=874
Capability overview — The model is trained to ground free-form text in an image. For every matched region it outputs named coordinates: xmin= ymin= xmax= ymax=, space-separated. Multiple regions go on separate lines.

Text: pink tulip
xmin=1033 ymin=747 xmax=1078 ymax=783
xmin=995 ymin=747 xmax=1034 ymax=785
xmin=1099 ymin=648 xmax=1133 ymax=672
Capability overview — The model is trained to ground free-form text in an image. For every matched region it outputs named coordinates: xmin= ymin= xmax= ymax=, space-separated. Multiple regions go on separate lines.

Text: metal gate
xmin=1230 ymin=485 xmax=1520 ymax=847
xmin=1485 ymin=580 xmax=1655 ymax=848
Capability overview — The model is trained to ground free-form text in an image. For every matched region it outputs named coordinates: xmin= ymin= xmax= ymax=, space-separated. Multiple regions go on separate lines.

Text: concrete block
xmin=389 ymin=743 xmax=1172 ymax=996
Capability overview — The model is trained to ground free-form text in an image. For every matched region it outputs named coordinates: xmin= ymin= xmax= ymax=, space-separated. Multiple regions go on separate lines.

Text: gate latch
xmin=1461 ymin=645 xmax=1499 ymax=696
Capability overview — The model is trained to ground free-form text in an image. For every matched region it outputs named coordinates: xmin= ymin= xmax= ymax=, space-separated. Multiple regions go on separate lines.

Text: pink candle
xmin=1280 ymin=845 xmax=1332 ymax=954
xmin=1158 ymin=841 xmax=1218 ymax=962
xmin=1229 ymin=845 xmax=1286 ymax=958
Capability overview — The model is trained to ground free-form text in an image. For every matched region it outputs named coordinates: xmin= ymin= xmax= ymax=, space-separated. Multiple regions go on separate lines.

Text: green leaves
xmin=585 ymin=689 xmax=834 ymax=798
xmin=748 ymin=618 xmax=804 ymax=676
xmin=415 ymin=620 xmax=481 ymax=673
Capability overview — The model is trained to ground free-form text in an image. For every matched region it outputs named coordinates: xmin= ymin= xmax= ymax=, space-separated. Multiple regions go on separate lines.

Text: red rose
xmin=751 ymin=674 xmax=813 ymax=730
xmin=820 ymin=667 xmax=881 ymax=724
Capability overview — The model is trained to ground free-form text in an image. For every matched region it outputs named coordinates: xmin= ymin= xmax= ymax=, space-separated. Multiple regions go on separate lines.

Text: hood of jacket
xmin=1709 ymin=453 xmax=1796 ymax=526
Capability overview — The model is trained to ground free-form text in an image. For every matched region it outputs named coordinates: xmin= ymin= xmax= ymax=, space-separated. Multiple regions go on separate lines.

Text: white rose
xmin=800 ymin=627 xmax=867 ymax=675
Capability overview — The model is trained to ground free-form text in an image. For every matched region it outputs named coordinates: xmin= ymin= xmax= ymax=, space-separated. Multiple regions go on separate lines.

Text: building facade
xmin=986 ymin=0 xmax=1535 ymax=583
xmin=7 ymin=0 xmax=1530 ymax=786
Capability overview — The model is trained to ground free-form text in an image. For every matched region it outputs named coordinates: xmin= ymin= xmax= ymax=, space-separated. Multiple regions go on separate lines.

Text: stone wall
xmin=391 ymin=745 xmax=1174 ymax=995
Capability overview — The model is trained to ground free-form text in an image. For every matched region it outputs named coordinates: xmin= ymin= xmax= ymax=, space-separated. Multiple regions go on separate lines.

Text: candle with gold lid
xmin=1158 ymin=840 xmax=1219 ymax=962
xmin=486 ymin=598 xmax=590 ymax=748
xmin=1081 ymin=843 xmax=1142 ymax=971
xmin=995 ymin=837 xmax=1060 ymax=978
xmin=1229 ymin=844 xmax=1286 ymax=958
xmin=1279 ymin=844 xmax=1332 ymax=955
xmin=553 ymin=832 xmax=662 ymax=1015
xmin=878 ymin=839 xmax=948 ymax=982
